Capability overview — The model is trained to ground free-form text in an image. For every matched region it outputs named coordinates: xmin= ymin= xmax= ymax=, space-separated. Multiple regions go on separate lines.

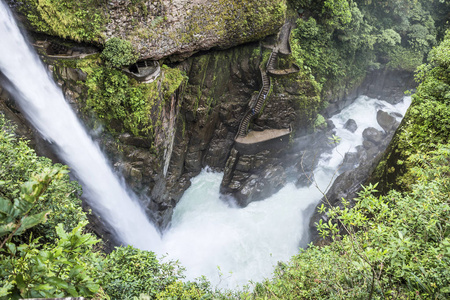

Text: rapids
xmin=162 ymin=95 xmax=411 ymax=289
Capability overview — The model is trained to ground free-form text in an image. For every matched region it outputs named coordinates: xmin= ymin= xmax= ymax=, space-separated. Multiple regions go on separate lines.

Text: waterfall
xmin=0 ymin=0 xmax=161 ymax=251
xmin=0 ymin=0 xmax=412 ymax=290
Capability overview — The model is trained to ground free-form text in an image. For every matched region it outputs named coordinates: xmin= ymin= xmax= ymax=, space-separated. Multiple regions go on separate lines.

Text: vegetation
xmin=250 ymin=26 xmax=450 ymax=300
xmin=0 ymin=116 xmax=85 ymax=244
xmin=253 ymin=146 xmax=450 ymax=298
xmin=0 ymin=118 xmax=214 ymax=299
xmin=76 ymin=56 xmax=186 ymax=138
xmin=290 ymin=0 xmax=443 ymax=97
xmin=1 ymin=0 xmax=449 ymax=299
xmin=102 ymin=38 xmax=139 ymax=69
xmin=372 ymin=30 xmax=450 ymax=192
xmin=0 ymin=116 xmax=101 ymax=299
xmin=18 ymin=0 xmax=107 ymax=42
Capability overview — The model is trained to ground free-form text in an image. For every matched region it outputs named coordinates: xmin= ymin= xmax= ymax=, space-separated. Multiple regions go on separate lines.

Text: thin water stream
xmin=0 ymin=0 xmax=161 ymax=251
xmin=0 ymin=0 xmax=411 ymax=290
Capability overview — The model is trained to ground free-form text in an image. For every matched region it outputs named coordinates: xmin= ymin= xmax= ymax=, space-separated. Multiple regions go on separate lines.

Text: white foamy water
xmin=161 ymin=95 xmax=411 ymax=289
xmin=0 ymin=0 xmax=161 ymax=251
xmin=0 ymin=0 xmax=412 ymax=291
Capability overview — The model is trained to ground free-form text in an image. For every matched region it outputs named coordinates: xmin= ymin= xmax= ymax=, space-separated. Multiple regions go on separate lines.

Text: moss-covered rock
xmin=14 ymin=0 xmax=287 ymax=60
xmin=369 ymin=31 xmax=450 ymax=193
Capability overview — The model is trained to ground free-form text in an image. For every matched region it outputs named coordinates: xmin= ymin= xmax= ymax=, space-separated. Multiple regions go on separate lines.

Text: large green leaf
xmin=14 ymin=210 xmax=50 ymax=236
xmin=47 ymin=277 xmax=69 ymax=290
xmin=0 ymin=197 xmax=16 ymax=221
xmin=0 ymin=222 xmax=16 ymax=237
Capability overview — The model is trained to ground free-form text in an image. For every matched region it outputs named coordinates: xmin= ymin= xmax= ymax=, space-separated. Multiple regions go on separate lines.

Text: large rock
xmin=363 ymin=127 xmax=385 ymax=144
xmin=107 ymin=0 xmax=287 ymax=60
xmin=377 ymin=110 xmax=399 ymax=133
xmin=233 ymin=164 xmax=287 ymax=207
xmin=343 ymin=118 xmax=357 ymax=133
xmin=14 ymin=0 xmax=287 ymax=61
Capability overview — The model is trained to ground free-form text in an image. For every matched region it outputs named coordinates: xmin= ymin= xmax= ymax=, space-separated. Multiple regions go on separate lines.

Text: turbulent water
xmin=162 ymin=95 xmax=411 ymax=289
xmin=0 ymin=0 xmax=161 ymax=251
xmin=0 ymin=0 xmax=411 ymax=291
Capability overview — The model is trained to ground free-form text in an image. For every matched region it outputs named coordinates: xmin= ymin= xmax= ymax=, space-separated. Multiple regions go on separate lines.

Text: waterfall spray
xmin=0 ymin=0 xmax=161 ymax=251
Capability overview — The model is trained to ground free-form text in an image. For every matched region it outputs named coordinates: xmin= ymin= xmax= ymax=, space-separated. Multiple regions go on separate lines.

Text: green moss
xmin=19 ymin=0 xmax=107 ymax=43
xmin=176 ymin=0 xmax=287 ymax=48
xmin=75 ymin=57 xmax=185 ymax=141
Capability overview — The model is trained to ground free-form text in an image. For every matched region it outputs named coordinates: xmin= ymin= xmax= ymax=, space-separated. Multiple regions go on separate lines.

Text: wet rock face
xmin=221 ymin=126 xmax=336 ymax=206
xmin=105 ymin=0 xmax=286 ymax=60
xmin=220 ymin=148 xmax=288 ymax=207
xmin=309 ymin=108 xmax=406 ymax=244
xmin=363 ymin=127 xmax=385 ymax=144
xmin=324 ymin=69 xmax=416 ymax=117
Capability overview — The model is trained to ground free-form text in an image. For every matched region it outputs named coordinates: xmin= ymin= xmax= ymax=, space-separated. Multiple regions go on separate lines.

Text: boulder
xmin=363 ymin=127 xmax=385 ymax=144
xmin=377 ymin=110 xmax=399 ymax=133
xmin=343 ymin=118 xmax=358 ymax=133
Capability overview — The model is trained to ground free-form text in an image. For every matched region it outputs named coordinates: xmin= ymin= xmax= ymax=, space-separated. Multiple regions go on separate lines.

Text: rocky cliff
xmin=11 ymin=0 xmax=287 ymax=61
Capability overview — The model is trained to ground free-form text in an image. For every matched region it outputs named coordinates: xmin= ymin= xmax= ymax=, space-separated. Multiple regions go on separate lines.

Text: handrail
xmin=234 ymin=21 xmax=297 ymax=140
xmin=235 ymin=65 xmax=271 ymax=139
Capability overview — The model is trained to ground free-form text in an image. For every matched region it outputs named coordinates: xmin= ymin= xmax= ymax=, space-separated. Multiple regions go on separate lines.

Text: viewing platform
xmin=33 ymin=41 xmax=96 ymax=59
xmin=235 ymin=127 xmax=292 ymax=155
xmin=123 ymin=60 xmax=161 ymax=83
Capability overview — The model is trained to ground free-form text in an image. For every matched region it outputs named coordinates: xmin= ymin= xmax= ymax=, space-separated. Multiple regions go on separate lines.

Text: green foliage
xmin=101 ymin=246 xmax=185 ymax=299
xmin=0 ymin=119 xmax=217 ymax=299
xmin=290 ymin=0 xmax=444 ymax=98
xmin=0 ymin=169 xmax=57 ymax=245
xmin=102 ymin=38 xmax=139 ymax=69
xmin=18 ymin=0 xmax=106 ymax=42
xmin=380 ymin=30 xmax=450 ymax=189
xmin=313 ymin=113 xmax=327 ymax=129
xmin=155 ymin=280 xmax=214 ymax=299
xmin=252 ymin=145 xmax=450 ymax=299
xmin=291 ymin=3 xmax=373 ymax=94
xmin=1 ymin=222 xmax=101 ymax=299
xmin=0 ymin=115 xmax=85 ymax=243
xmin=376 ymin=28 xmax=401 ymax=50
xmin=79 ymin=58 xmax=186 ymax=138
xmin=386 ymin=46 xmax=424 ymax=71
xmin=322 ymin=0 xmax=352 ymax=26
xmin=0 ymin=118 xmax=101 ymax=299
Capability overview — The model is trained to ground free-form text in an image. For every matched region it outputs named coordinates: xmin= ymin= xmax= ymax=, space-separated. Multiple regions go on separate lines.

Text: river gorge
xmin=1 ymin=0 xmax=447 ymax=298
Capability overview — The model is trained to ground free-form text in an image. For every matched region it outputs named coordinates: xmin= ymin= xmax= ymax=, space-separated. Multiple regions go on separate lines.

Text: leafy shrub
xmin=1 ymin=222 xmax=102 ymax=299
xmin=374 ymin=30 xmax=450 ymax=190
xmin=386 ymin=46 xmax=424 ymax=71
xmin=102 ymin=38 xmax=139 ymax=69
xmin=0 ymin=115 xmax=86 ymax=244
xmin=155 ymin=280 xmax=214 ymax=299
xmin=253 ymin=145 xmax=450 ymax=299
xmin=101 ymin=246 xmax=185 ymax=299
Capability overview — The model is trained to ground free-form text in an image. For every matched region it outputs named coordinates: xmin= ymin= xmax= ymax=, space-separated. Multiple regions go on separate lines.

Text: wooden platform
xmin=235 ymin=128 xmax=291 ymax=144
xmin=235 ymin=128 xmax=292 ymax=155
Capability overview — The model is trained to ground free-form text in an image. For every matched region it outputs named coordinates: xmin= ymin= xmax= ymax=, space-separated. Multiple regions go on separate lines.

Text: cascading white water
xmin=0 ymin=1 xmax=161 ymax=251
xmin=0 ymin=0 xmax=412 ymax=291
xmin=161 ymin=95 xmax=411 ymax=289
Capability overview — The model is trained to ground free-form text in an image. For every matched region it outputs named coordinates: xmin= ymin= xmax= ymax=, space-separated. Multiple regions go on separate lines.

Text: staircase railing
xmin=235 ymin=65 xmax=271 ymax=139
